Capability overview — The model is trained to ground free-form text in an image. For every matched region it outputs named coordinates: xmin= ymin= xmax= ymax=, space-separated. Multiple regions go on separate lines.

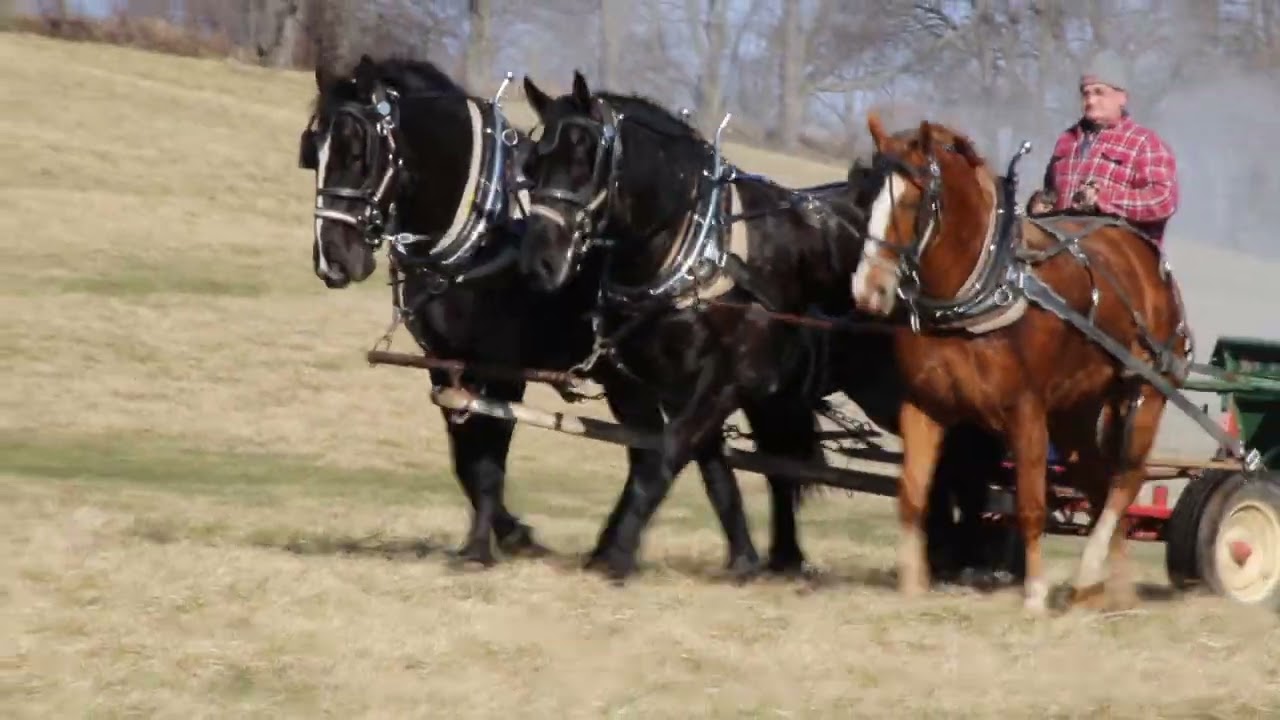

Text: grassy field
xmin=3 ymin=32 xmax=1280 ymax=718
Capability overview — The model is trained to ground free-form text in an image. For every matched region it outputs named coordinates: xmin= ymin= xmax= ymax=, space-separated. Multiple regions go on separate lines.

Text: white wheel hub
xmin=1215 ymin=497 xmax=1280 ymax=604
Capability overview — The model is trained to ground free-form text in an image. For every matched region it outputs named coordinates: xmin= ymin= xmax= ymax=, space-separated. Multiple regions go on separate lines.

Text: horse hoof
xmin=448 ymin=544 xmax=496 ymax=570
xmin=1068 ymin=582 xmax=1107 ymax=610
xmin=958 ymin=567 xmax=994 ymax=589
xmin=898 ymin=576 xmax=929 ymax=598
xmin=1021 ymin=585 xmax=1050 ymax=616
xmin=582 ymin=553 xmax=607 ymax=574
xmin=605 ymin=555 xmax=637 ymax=583
xmin=498 ymin=525 xmax=551 ymax=559
xmin=1021 ymin=599 xmax=1050 ymax=617
xmin=725 ymin=554 xmax=763 ymax=584
xmin=766 ymin=551 xmax=808 ymax=577
xmin=584 ymin=547 xmax=636 ymax=584
xmin=515 ymin=541 xmax=552 ymax=559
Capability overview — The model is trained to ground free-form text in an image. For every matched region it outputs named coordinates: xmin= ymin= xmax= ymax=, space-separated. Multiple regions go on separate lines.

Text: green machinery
xmin=1182 ymin=336 xmax=1280 ymax=470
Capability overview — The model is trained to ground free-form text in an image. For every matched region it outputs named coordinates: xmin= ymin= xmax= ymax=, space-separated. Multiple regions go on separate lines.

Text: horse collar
xmin=387 ymin=93 xmax=521 ymax=272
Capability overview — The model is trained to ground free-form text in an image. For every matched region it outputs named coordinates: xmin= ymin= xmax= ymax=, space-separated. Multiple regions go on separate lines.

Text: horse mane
xmin=370 ymin=56 xmax=467 ymax=96
xmin=312 ymin=55 xmax=468 ymax=115
xmin=595 ymin=91 xmax=708 ymax=145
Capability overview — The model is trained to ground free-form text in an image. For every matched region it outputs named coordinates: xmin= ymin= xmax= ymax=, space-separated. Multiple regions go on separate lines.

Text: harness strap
xmin=1020 ymin=214 xmax=1192 ymax=378
xmin=1018 ymin=270 xmax=1258 ymax=471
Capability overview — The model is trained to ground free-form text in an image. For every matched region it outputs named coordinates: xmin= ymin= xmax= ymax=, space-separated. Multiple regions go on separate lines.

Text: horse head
xmin=518 ymin=71 xmax=710 ymax=293
xmin=850 ymin=113 xmax=996 ymax=317
xmin=299 ymin=54 xmax=481 ymax=289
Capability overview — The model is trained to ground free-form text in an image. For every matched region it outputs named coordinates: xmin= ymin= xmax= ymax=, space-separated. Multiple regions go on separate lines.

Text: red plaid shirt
xmin=1043 ymin=115 xmax=1179 ymax=244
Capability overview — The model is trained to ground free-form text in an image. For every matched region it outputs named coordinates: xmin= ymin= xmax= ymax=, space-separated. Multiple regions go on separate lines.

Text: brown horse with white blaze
xmin=850 ymin=113 xmax=1191 ymax=613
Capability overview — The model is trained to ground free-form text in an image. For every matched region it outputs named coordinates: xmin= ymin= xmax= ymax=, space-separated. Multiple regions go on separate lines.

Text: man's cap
xmin=1080 ymin=49 xmax=1129 ymax=92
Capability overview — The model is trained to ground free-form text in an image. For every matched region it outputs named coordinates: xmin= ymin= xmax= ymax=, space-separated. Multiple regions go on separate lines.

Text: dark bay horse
xmin=516 ymin=71 xmax=1012 ymax=584
xmin=851 ymin=113 xmax=1190 ymax=612
xmin=299 ymin=55 xmax=774 ymax=576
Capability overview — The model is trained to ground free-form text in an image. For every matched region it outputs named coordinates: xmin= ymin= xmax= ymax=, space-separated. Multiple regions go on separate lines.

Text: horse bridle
xmin=525 ymin=98 xmax=626 ymax=256
xmin=299 ymin=86 xmax=402 ymax=249
xmin=863 ymin=145 xmax=948 ymax=308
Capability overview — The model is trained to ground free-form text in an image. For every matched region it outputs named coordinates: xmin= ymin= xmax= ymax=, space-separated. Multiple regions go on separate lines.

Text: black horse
xmin=298 ymin=54 xmax=789 ymax=577
xmin=515 ymin=71 xmax=876 ymax=579
xmin=517 ymin=71 xmax=1016 ymax=585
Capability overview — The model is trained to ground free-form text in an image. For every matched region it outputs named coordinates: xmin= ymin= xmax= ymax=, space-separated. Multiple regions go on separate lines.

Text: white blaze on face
xmin=313 ymin=128 xmax=339 ymax=279
xmin=850 ymin=172 xmax=907 ymax=313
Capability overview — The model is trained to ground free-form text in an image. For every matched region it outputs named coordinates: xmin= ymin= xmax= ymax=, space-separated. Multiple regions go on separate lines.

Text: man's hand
xmin=1072 ymin=180 xmax=1099 ymax=211
xmin=1027 ymin=189 xmax=1055 ymax=215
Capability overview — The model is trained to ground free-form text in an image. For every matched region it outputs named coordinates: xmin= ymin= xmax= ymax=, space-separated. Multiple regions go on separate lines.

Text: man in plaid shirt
xmin=1028 ymin=51 xmax=1180 ymax=245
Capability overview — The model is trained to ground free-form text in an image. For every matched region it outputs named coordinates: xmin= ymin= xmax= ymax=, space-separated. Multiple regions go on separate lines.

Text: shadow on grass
xmin=0 ymin=430 xmax=450 ymax=501
xmin=248 ymin=528 xmax=443 ymax=560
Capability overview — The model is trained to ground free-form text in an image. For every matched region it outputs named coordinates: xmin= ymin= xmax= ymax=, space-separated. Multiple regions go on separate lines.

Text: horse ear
xmin=953 ymin=134 xmax=985 ymax=167
xmin=917 ymin=120 xmax=934 ymax=155
xmin=523 ymin=76 xmax=552 ymax=118
xmin=867 ymin=110 xmax=888 ymax=150
xmin=572 ymin=70 xmax=592 ymax=109
xmin=354 ymin=54 xmax=377 ymax=97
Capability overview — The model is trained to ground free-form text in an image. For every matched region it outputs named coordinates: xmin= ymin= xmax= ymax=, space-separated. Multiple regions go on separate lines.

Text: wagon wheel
xmin=1164 ymin=470 xmax=1243 ymax=590
xmin=1204 ymin=473 xmax=1280 ymax=609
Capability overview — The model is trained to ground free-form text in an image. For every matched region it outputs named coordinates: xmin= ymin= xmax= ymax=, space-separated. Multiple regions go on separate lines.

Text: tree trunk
xmin=696 ymin=0 xmax=727 ymax=135
xmin=466 ymin=0 xmax=492 ymax=91
xmin=972 ymin=0 xmax=997 ymax=137
xmin=600 ymin=0 xmax=629 ymax=89
xmin=1035 ymin=0 xmax=1064 ymax=139
xmin=1086 ymin=0 xmax=1108 ymax=47
xmin=267 ymin=0 xmax=302 ymax=68
xmin=1258 ymin=0 xmax=1277 ymax=66
xmin=776 ymin=0 xmax=805 ymax=151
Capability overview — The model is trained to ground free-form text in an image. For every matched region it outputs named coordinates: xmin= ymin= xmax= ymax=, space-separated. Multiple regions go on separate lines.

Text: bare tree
xmin=599 ymin=0 xmax=629 ymax=89
xmin=775 ymin=0 xmax=804 ymax=150
xmin=466 ymin=0 xmax=492 ymax=90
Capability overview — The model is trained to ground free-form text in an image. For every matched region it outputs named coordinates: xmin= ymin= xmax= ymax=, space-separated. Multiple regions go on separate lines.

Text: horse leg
xmin=1071 ymin=386 xmax=1167 ymax=610
xmin=897 ymin=400 xmax=947 ymax=596
xmin=929 ymin=425 xmax=1007 ymax=588
xmin=602 ymin=366 xmax=742 ymax=582
xmin=955 ymin=428 xmax=1011 ymax=586
xmin=435 ymin=374 xmax=541 ymax=567
xmin=1007 ymin=392 xmax=1051 ymax=613
xmin=586 ymin=374 xmax=668 ymax=573
xmin=1108 ymin=387 xmax=1168 ymax=609
xmin=740 ymin=396 xmax=817 ymax=577
xmin=692 ymin=434 xmax=763 ymax=580
xmin=589 ymin=368 xmax=760 ymax=580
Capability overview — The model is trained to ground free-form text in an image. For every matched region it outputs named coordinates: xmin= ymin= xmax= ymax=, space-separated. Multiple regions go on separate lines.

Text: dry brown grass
xmin=3 ymin=31 xmax=1280 ymax=718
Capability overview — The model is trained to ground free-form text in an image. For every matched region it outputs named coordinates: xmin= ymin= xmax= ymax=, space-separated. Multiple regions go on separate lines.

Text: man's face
xmin=1081 ymin=82 xmax=1126 ymax=126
